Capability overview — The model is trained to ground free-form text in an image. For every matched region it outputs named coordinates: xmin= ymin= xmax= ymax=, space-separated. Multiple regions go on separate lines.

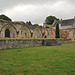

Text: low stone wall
xmin=0 ymin=39 xmax=71 ymax=49
xmin=56 ymin=39 xmax=71 ymax=44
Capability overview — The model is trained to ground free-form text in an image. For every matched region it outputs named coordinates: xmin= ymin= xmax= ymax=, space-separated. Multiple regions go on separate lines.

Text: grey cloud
xmin=0 ymin=0 xmax=59 ymax=10
xmin=67 ymin=0 xmax=75 ymax=4
xmin=0 ymin=0 xmax=75 ymax=11
xmin=0 ymin=0 xmax=75 ymax=24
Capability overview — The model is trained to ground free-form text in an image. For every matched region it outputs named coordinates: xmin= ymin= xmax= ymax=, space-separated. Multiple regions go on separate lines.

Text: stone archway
xmin=44 ymin=29 xmax=49 ymax=38
xmin=68 ymin=30 xmax=74 ymax=41
xmin=19 ymin=26 xmax=31 ymax=38
xmin=1 ymin=25 xmax=17 ymax=38
xmin=49 ymin=29 xmax=53 ymax=38
xmin=5 ymin=29 xmax=10 ymax=38
xmin=33 ymin=28 xmax=42 ymax=38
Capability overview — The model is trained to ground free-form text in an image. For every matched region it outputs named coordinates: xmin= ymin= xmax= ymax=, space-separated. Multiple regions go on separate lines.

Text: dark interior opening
xmin=25 ymin=33 xmax=27 ymax=38
xmin=44 ymin=36 xmax=47 ymax=38
xmin=31 ymin=33 xmax=33 ymax=38
xmin=5 ymin=29 xmax=10 ymax=38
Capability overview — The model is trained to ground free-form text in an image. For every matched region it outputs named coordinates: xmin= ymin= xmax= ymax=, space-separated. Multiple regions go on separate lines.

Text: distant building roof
xmin=52 ymin=18 xmax=75 ymax=27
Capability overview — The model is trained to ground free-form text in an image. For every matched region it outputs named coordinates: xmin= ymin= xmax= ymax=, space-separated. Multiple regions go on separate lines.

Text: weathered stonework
xmin=52 ymin=17 xmax=75 ymax=42
xmin=0 ymin=20 xmax=74 ymax=42
xmin=60 ymin=28 xmax=75 ymax=42
xmin=0 ymin=39 xmax=71 ymax=49
xmin=0 ymin=21 xmax=55 ymax=39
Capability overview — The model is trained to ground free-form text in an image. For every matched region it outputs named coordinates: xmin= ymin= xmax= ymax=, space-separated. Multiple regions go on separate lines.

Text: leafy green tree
xmin=0 ymin=14 xmax=12 ymax=21
xmin=45 ymin=16 xmax=59 ymax=25
xmin=55 ymin=23 xmax=60 ymax=38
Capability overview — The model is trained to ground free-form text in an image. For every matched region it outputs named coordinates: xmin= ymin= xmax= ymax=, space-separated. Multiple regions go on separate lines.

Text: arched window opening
xmin=25 ymin=33 xmax=27 ymax=38
xmin=44 ymin=36 xmax=47 ymax=38
xmin=31 ymin=33 xmax=33 ymax=38
xmin=5 ymin=29 xmax=10 ymax=38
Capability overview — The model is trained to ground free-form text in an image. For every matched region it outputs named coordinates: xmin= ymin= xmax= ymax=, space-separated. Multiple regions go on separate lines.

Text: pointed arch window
xmin=5 ymin=29 xmax=10 ymax=37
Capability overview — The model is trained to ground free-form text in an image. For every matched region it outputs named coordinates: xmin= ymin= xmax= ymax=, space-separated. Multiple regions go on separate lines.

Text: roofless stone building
xmin=0 ymin=16 xmax=75 ymax=42
xmin=0 ymin=21 xmax=55 ymax=39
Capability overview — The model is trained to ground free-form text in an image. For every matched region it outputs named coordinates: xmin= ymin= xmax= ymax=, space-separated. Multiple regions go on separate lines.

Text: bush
xmin=33 ymin=24 xmax=39 ymax=26
xmin=45 ymin=26 xmax=53 ymax=29
xmin=0 ymin=19 xmax=5 ymax=22
xmin=39 ymin=25 xmax=42 ymax=27
xmin=49 ymin=27 xmax=52 ymax=29
xmin=14 ymin=21 xmax=23 ymax=24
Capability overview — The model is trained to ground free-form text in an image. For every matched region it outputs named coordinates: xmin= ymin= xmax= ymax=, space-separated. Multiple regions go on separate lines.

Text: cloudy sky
xmin=0 ymin=0 xmax=75 ymax=25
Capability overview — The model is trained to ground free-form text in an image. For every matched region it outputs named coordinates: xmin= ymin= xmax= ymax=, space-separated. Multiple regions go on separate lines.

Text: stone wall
xmin=60 ymin=28 xmax=75 ymax=42
xmin=0 ymin=39 xmax=71 ymax=49
xmin=0 ymin=22 xmax=55 ymax=39
xmin=56 ymin=39 xmax=71 ymax=44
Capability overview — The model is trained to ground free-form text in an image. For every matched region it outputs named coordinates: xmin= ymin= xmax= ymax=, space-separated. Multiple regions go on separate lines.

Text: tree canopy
xmin=0 ymin=14 xmax=12 ymax=21
xmin=45 ymin=16 xmax=59 ymax=25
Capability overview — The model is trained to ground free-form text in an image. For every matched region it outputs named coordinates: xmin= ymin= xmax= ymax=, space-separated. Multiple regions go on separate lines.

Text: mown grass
xmin=0 ymin=43 xmax=75 ymax=75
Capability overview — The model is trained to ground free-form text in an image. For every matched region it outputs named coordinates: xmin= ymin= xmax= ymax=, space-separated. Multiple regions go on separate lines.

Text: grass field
xmin=0 ymin=43 xmax=75 ymax=75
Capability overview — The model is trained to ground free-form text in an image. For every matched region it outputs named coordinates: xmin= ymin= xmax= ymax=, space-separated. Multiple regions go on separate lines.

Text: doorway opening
xmin=5 ymin=29 xmax=10 ymax=38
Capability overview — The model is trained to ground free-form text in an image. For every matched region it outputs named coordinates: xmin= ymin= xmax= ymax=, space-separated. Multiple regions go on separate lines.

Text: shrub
xmin=39 ymin=25 xmax=42 ymax=27
xmin=14 ymin=21 xmax=23 ymax=24
xmin=33 ymin=24 xmax=39 ymax=26
xmin=49 ymin=27 xmax=52 ymax=29
xmin=0 ymin=19 xmax=5 ymax=22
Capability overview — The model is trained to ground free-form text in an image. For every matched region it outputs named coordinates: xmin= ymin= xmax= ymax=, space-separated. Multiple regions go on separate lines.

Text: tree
xmin=28 ymin=21 xmax=32 ymax=25
xmin=55 ymin=23 xmax=60 ymax=38
xmin=45 ymin=16 xmax=59 ymax=25
xmin=0 ymin=14 xmax=12 ymax=21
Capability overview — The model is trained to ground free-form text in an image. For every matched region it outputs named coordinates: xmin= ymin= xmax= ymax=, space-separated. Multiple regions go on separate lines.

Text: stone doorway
xmin=44 ymin=36 xmax=47 ymax=38
xmin=5 ymin=29 xmax=10 ymax=38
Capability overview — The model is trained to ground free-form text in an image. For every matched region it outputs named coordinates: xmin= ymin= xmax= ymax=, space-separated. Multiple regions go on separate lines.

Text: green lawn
xmin=0 ymin=43 xmax=75 ymax=75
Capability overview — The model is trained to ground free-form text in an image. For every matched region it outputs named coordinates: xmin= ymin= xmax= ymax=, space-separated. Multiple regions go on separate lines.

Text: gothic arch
xmin=33 ymin=28 xmax=42 ymax=38
xmin=49 ymin=29 xmax=53 ymax=38
xmin=68 ymin=30 xmax=74 ymax=41
xmin=1 ymin=24 xmax=17 ymax=33
xmin=19 ymin=26 xmax=31 ymax=38
xmin=44 ymin=29 xmax=49 ymax=38
xmin=5 ymin=29 xmax=10 ymax=37
xmin=1 ymin=25 xmax=17 ymax=38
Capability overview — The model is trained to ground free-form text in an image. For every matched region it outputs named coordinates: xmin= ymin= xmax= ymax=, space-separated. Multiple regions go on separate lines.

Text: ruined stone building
xmin=0 ymin=17 xmax=75 ymax=42
xmin=52 ymin=17 xmax=75 ymax=42
xmin=0 ymin=21 xmax=55 ymax=39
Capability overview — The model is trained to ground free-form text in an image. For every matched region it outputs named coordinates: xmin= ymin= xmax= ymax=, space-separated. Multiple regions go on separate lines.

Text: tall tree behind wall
xmin=55 ymin=23 xmax=60 ymax=38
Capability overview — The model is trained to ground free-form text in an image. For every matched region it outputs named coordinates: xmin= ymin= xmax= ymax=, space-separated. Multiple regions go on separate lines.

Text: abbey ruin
xmin=0 ymin=17 xmax=75 ymax=42
xmin=0 ymin=21 xmax=55 ymax=39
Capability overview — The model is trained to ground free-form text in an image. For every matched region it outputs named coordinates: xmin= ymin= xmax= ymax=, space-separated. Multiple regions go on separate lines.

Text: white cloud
xmin=0 ymin=0 xmax=75 ymax=24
